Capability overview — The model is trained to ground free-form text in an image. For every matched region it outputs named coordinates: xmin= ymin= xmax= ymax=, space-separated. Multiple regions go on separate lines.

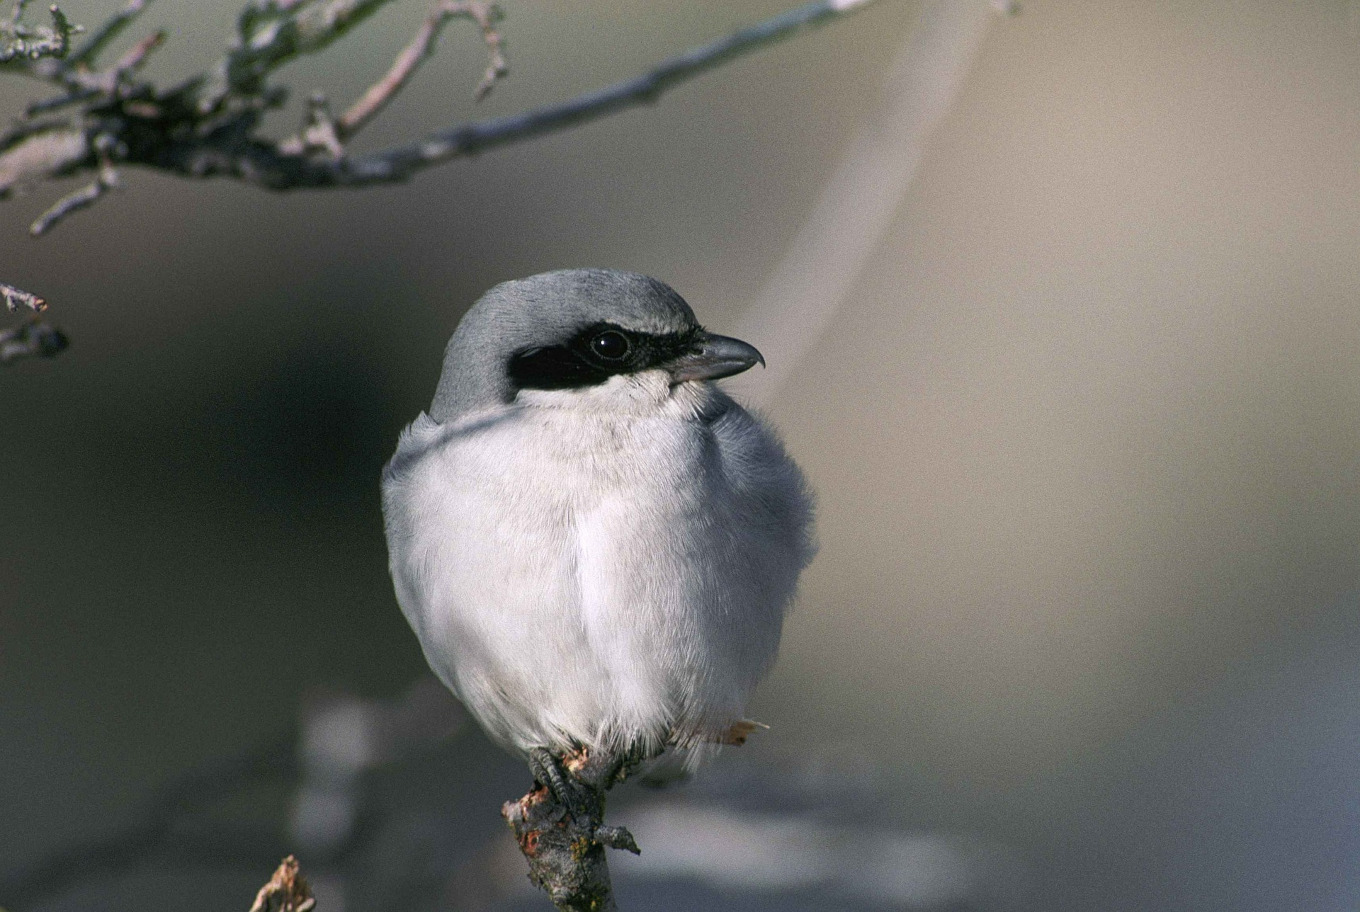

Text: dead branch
xmin=0 ymin=0 xmax=884 ymax=234
xmin=0 ymin=0 xmax=882 ymax=364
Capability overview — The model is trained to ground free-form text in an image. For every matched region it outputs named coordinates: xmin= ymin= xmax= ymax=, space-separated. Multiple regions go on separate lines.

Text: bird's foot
xmin=528 ymin=747 xmax=596 ymax=826
xmin=528 ymin=745 xmax=651 ymax=855
xmin=601 ymin=738 xmax=660 ymax=786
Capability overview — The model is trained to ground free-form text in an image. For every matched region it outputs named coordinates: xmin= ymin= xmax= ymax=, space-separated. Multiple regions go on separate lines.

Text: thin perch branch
xmin=503 ymin=745 xmax=656 ymax=912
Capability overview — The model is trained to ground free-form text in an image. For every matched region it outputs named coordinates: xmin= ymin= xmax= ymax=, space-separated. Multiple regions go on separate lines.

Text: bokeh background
xmin=4 ymin=1 xmax=1360 ymax=909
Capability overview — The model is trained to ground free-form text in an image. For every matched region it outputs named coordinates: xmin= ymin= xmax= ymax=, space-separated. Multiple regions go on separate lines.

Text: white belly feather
xmin=381 ymin=373 xmax=813 ymax=756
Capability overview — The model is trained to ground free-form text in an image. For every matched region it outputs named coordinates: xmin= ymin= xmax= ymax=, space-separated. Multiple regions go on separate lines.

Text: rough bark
xmin=502 ymin=746 xmax=652 ymax=912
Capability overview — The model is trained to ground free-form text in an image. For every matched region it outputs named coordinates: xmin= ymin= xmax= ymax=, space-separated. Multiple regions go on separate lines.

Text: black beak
xmin=666 ymin=332 xmax=765 ymax=383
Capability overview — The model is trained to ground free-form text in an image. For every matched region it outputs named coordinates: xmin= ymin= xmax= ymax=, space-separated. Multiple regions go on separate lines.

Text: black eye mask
xmin=507 ymin=323 xmax=704 ymax=392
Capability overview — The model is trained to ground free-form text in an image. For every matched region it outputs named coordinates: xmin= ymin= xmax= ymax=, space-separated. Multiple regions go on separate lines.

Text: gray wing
xmin=707 ymin=393 xmax=817 ymax=575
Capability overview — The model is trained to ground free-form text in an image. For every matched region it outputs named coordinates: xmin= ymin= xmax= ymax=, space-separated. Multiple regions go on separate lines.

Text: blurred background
xmin=3 ymin=0 xmax=1360 ymax=909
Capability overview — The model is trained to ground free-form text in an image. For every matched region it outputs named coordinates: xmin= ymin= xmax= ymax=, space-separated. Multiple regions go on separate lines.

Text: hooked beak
xmin=666 ymin=332 xmax=765 ymax=383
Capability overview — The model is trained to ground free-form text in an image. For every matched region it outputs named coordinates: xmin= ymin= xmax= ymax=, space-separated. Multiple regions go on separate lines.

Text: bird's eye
xmin=590 ymin=330 xmax=631 ymax=361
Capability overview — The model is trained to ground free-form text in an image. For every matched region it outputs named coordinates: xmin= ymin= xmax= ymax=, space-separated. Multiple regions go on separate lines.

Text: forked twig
xmin=334 ymin=0 xmax=505 ymax=140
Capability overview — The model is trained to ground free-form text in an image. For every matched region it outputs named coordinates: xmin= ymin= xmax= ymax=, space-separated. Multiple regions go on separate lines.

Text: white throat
xmin=514 ymin=369 xmax=719 ymax=421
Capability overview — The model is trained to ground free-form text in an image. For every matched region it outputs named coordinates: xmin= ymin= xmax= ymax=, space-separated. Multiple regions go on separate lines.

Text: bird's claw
xmin=528 ymin=747 xmax=595 ymax=825
xmin=603 ymin=739 xmax=657 ymax=786
xmin=528 ymin=747 xmax=645 ymax=853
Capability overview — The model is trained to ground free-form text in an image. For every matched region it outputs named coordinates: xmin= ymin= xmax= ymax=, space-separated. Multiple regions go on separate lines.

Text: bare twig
xmin=200 ymin=0 xmax=400 ymax=114
xmin=65 ymin=0 xmax=147 ymax=68
xmin=277 ymin=0 xmax=886 ymax=188
xmin=0 ymin=0 xmax=884 ymax=231
xmin=249 ymin=856 xmax=317 ymax=912
xmin=458 ymin=0 xmax=506 ymax=101
xmin=335 ymin=1 xmax=504 ymax=143
xmin=0 ymin=274 xmax=64 ymax=364
xmin=286 ymin=91 xmax=345 ymax=159
xmin=1 ymin=278 xmax=44 ymax=311
xmin=0 ymin=0 xmax=886 ymax=359
xmin=1 ymin=277 xmax=63 ymax=363
xmin=30 ymin=148 xmax=119 ymax=234
xmin=0 ymin=112 xmax=68 ymax=148
xmin=105 ymin=27 xmax=164 ymax=78
xmin=281 ymin=0 xmax=505 ymax=157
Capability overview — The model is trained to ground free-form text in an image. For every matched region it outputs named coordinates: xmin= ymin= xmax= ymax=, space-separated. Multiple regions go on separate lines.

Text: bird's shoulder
xmin=382 ymin=408 xmax=512 ymax=485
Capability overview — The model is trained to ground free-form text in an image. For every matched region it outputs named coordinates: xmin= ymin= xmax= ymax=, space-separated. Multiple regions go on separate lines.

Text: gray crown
xmin=431 ymin=269 xmax=698 ymax=422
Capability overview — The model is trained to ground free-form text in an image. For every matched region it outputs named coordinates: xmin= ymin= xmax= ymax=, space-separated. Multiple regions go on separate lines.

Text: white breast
xmin=381 ymin=373 xmax=814 ymax=758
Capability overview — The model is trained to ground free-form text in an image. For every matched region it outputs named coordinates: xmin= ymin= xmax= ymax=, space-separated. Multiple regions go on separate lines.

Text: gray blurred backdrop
xmin=4 ymin=1 xmax=1360 ymax=910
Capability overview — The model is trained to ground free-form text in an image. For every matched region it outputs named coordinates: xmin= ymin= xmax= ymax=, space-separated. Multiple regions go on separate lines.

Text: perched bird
xmin=382 ymin=269 xmax=814 ymax=777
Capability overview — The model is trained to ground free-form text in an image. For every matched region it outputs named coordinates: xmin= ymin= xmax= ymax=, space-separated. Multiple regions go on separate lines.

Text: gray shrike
xmin=382 ymin=269 xmax=814 ymax=771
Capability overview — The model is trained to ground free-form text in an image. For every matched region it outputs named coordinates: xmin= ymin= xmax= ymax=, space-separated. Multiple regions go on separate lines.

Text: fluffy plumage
xmin=382 ymin=269 xmax=814 ymax=761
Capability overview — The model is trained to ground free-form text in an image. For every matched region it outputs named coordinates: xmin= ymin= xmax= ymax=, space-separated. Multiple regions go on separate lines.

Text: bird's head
xmin=431 ymin=269 xmax=763 ymax=422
